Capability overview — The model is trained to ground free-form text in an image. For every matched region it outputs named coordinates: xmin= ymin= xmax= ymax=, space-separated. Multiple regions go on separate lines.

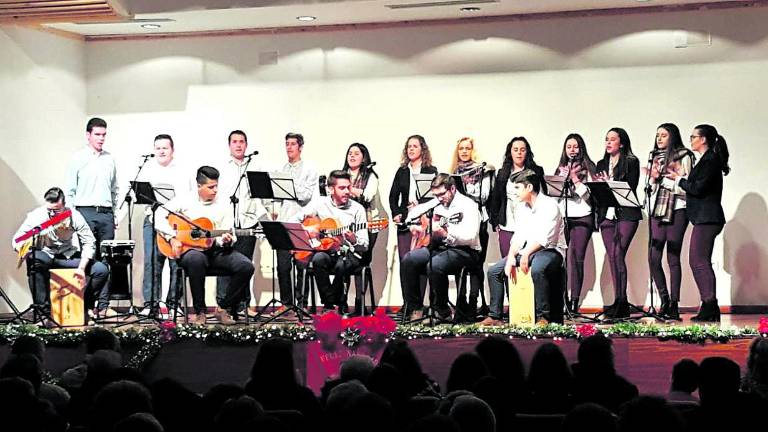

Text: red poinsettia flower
xmin=313 ymin=310 xmax=343 ymax=335
xmin=575 ymin=324 xmax=598 ymax=338
xmin=759 ymin=317 xmax=768 ymax=335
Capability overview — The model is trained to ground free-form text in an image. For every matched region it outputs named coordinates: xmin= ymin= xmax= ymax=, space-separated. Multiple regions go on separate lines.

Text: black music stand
xmin=545 ymin=175 xmax=599 ymax=323
xmin=10 ymin=238 xmax=61 ymax=327
xmin=247 ymin=172 xmax=302 ymax=321
xmin=585 ymin=180 xmax=654 ymax=322
xmin=259 ymin=221 xmax=315 ymax=323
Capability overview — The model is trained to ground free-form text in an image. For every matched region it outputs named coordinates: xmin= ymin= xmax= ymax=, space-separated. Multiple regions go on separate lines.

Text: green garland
xmin=0 ymin=322 xmax=763 ymax=375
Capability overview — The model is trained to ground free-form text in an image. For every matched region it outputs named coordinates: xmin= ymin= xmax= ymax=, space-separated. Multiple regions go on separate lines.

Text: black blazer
xmin=595 ymin=155 xmax=642 ymax=223
xmin=679 ymin=149 xmax=725 ymax=225
xmin=388 ymin=164 xmax=439 ymax=222
xmin=488 ymin=164 xmax=546 ymax=228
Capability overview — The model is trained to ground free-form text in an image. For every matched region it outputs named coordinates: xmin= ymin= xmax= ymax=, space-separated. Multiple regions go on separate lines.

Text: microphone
xmin=245 ymin=150 xmax=259 ymax=158
xmin=141 ymin=153 xmax=155 ymax=158
xmin=365 ymin=161 xmax=377 ymax=169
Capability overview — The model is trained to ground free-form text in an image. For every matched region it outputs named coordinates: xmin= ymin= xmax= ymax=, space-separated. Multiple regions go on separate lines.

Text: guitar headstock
xmin=368 ymin=218 xmax=389 ymax=230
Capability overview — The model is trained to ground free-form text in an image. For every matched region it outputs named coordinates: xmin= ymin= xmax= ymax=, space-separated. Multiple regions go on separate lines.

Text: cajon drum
xmin=508 ymin=268 xmax=535 ymax=326
xmin=50 ymin=268 xmax=85 ymax=326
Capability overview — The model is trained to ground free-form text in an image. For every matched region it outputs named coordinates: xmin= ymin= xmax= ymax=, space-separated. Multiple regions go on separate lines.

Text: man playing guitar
xmin=292 ymin=170 xmax=368 ymax=313
xmin=156 ymin=166 xmax=255 ymax=325
xmin=402 ymin=174 xmax=481 ymax=322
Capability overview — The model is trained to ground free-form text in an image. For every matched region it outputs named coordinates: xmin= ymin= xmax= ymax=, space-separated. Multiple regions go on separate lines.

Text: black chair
xmin=341 ymin=265 xmax=377 ymax=316
xmin=175 ymin=266 xmax=249 ymax=325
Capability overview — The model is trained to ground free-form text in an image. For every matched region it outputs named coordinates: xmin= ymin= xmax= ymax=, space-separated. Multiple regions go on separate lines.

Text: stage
xmin=0 ymin=313 xmax=764 ymax=398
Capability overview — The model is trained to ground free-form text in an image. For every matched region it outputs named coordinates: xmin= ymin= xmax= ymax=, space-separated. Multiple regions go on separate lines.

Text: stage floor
xmin=1 ymin=313 xmax=762 ymax=398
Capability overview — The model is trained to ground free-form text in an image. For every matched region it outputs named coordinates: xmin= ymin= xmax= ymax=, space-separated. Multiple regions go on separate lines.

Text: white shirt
xmin=13 ymin=206 xmax=96 ymax=260
xmin=274 ymin=159 xmax=319 ymax=221
xmin=557 ymin=180 xmax=593 ymax=218
xmin=435 ymin=192 xmax=481 ymax=251
xmin=217 ymin=157 xmax=268 ymax=228
xmin=155 ymin=195 xmax=234 ymax=247
xmin=293 ymin=196 xmax=369 ymax=253
xmin=511 ymin=193 xmax=567 ymax=258
xmin=500 ymin=179 xmax=520 ymax=231
xmin=136 ymin=159 xmax=194 ymax=220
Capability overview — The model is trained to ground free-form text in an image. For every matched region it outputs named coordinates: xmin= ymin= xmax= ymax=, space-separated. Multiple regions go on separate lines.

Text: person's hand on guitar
xmin=170 ymin=238 xmax=184 ymax=257
xmin=343 ymin=230 xmax=357 ymax=245
xmin=221 ymin=232 xmax=235 ymax=246
xmin=431 ymin=221 xmax=447 ymax=242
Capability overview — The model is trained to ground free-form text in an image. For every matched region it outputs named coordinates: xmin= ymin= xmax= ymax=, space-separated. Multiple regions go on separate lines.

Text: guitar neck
xmin=324 ymin=222 xmax=368 ymax=237
xmin=204 ymin=229 xmax=259 ymax=237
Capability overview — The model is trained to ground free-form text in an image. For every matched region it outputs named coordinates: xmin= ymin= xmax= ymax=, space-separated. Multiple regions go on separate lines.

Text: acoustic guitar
xmin=410 ymin=212 xmax=464 ymax=250
xmin=157 ymin=214 xmax=263 ymax=259
xmin=14 ymin=209 xmax=73 ymax=268
xmin=293 ymin=215 xmax=389 ymax=261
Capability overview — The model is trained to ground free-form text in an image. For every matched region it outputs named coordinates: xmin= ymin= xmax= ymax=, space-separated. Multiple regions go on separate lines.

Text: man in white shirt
xmin=402 ymin=174 xmax=481 ymax=322
xmin=292 ymin=170 xmax=368 ymax=312
xmin=483 ymin=169 xmax=567 ymax=325
xmin=156 ymin=166 xmax=255 ymax=325
xmin=274 ymin=132 xmax=319 ymax=313
xmin=215 ymin=130 xmax=267 ymax=318
xmin=138 ymin=134 xmax=193 ymax=314
xmin=12 ymin=187 xmax=110 ymax=319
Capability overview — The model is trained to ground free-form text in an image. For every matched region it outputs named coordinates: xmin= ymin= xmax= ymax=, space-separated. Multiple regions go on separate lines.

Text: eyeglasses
xmin=690 ymin=135 xmax=702 ymax=141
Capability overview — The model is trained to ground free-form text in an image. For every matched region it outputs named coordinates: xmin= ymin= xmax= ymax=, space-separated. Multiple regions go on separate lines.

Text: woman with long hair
xmin=554 ymin=133 xmax=596 ymax=313
xmin=342 ymin=142 xmax=384 ymax=315
xmin=388 ymin=135 xmax=438 ymax=315
xmin=595 ymin=127 xmax=642 ymax=319
xmin=647 ymin=123 xmax=695 ymax=320
xmin=489 ymin=137 xmax=546 ymax=258
xmin=449 ymin=137 xmax=494 ymax=319
xmin=665 ymin=124 xmax=730 ymax=322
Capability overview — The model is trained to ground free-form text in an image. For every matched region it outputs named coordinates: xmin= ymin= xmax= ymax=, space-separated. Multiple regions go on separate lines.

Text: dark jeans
xmin=296 ymin=251 xmax=361 ymax=308
xmin=277 ymin=249 xmax=302 ymax=306
xmin=216 ymin=236 xmax=256 ymax=311
xmin=457 ymin=222 xmax=489 ymax=314
xmin=600 ymin=219 xmax=639 ymax=302
xmin=487 ymin=250 xmax=564 ymax=323
xmin=397 ymin=230 xmax=426 ymax=303
xmin=178 ymin=248 xmax=254 ymax=314
xmin=351 ymin=231 xmax=378 ymax=303
xmin=142 ymin=217 xmax=181 ymax=307
xmin=402 ymin=246 xmax=478 ymax=313
xmin=566 ymin=215 xmax=594 ymax=300
xmin=689 ymin=223 xmax=723 ymax=302
xmin=498 ymin=229 xmax=514 ymax=258
xmin=27 ymin=251 xmax=110 ymax=310
xmin=76 ymin=207 xmax=115 ymax=261
xmin=649 ymin=209 xmax=689 ymax=301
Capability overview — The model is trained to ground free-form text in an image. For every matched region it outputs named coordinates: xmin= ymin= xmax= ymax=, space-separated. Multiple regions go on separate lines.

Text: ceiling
xmin=1 ymin=0 xmax=764 ymax=38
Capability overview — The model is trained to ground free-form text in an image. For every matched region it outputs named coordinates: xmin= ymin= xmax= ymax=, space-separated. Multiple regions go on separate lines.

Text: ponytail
xmin=695 ymin=124 xmax=730 ymax=176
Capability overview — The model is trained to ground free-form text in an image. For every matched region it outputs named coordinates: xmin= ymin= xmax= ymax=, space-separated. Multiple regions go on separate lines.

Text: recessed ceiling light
xmin=296 ymin=16 xmax=317 ymax=22
xmin=460 ymin=7 xmax=481 ymax=12
xmin=141 ymin=24 xmax=162 ymax=29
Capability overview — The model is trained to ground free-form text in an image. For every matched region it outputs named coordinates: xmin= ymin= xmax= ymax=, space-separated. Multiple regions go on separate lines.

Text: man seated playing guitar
xmin=12 ymin=187 xmax=110 ymax=320
xmin=156 ymin=166 xmax=255 ymax=325
xmin=291 ymin=170 xmax=368 ymax=313
xmin=402 ymin=174 xmax=481 ymax=322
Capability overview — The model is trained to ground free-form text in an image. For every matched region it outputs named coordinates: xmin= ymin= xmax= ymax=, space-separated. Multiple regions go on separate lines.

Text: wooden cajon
xmin=508 ymin=268 xmax=536 ymax=326
xmin=50 ymin=268 xmax=85 ymax=326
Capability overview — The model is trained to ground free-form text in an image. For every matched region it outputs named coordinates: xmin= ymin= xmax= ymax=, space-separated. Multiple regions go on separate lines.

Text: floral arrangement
xmin=759 ymin=317 xmax=768 ymax=336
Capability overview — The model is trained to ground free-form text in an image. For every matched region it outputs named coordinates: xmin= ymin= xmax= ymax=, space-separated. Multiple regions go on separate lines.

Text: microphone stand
xmin=230 ymin=153 xmax=257 ymax=230
xmin=641 ymin=150 xmax=666 ymax=321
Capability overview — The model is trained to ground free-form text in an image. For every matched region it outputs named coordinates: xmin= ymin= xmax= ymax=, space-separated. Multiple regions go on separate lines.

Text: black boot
xmin=659 ymin=295 xmax=672 ymax=317
xmin=612 ymin=300 xmax=630 ymax=319
xmin=666 ymin=301 xmax=681 ymax=321
xmin=568 ymin=299 xmax=579 ymax=314
xmin=691 ymin=299 xmax=720 ymax=322
xmin=603 ymin=301 xmax=618 ymax=318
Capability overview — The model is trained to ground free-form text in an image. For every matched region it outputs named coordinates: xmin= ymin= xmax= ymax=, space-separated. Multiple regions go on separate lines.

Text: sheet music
xmin=543 ymin=175 xmax=567 ymax=198
xmin=153 ymin=183 xmax=176 ymax=203
xmin=268 ymin=171 xmax=298 ymax=200
xmin=414 ymin=173 xmax=436 ymax=200
xmin=606 ymin=180 xmax=641 ymax=207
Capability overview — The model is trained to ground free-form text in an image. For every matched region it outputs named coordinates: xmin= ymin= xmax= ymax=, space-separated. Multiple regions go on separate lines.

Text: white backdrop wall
xmin=2 ymin=6 xmax=767 ymax=312
xmin=0 ymin=26 xmax=86 ymax=311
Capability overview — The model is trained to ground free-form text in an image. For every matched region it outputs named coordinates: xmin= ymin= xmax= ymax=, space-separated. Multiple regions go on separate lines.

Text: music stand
xmin=259 ymin=221 xmax=315 ymax=323
xmin=545 ymin=175 xmax=599 ymax=323
xmin=585 ymin=180 xmax=653 ymax=322
xmin=414 ymin=174 xmax=436 ymax=201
